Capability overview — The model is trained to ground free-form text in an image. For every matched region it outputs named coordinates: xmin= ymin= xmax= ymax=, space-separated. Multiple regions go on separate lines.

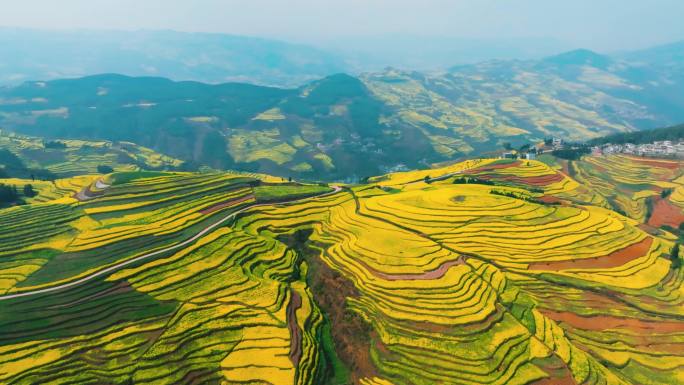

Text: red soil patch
xmin=537 ymin=195 xmax=564 ymax=204
xmin=529 ymin=368 xmax=577 ymax=385
xmin=287 ymin=290 xmax=303 ymax=366
xmin=521 ymin=173 xmax=565 ymax=185
xmin=478 ymin=172 xmax=564 ymax=187
xmin=528 ymin=237 xmax=653 ymax=271
xmin=308 ymin=251 xmax=379 ymax=381
xmin=627 ymin=157 xmax=681 ymax=170
xmin=465 ymin=161 xmax=521 ymax=174
xmin=648 ymin=197 xmax=684 ymax=228
xmin=199 ymin=194 xmax=254 ymax=214
xmin=540 ymin=309 xmax=684 ymax=333
xmin=361 ymin=256 xmax=466 ymax=281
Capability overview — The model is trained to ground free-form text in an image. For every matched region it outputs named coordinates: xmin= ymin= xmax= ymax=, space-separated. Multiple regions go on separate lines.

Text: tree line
xmin=588 ymin=123 xmax=684 ymax=146
xmin=0 ymin=183 xmax=36 ymax=206
xmin=0 ymin=149 xmax=56 ymax=181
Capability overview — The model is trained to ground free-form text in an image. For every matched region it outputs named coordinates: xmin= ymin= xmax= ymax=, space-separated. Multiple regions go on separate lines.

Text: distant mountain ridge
xmin=0 ymin=28 xmax=346 ymax=87
xmin=0 ymin=73 xmax=438 ymax=180
xmin=1 ymin=42 xmax=684 ymax=180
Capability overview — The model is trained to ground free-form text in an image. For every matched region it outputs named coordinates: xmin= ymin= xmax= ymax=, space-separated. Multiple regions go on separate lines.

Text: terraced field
xmin=569 ymin=155 xmax=684 ymax=226
xmin=0 ymin=158 xmax=682 ymax=385
xmin=0 ymin=129 xmax=183 ymax=177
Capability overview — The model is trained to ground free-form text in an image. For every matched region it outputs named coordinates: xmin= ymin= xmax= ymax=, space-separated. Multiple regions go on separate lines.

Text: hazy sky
xmin=2 ymin=0 xmax=683 ymax=51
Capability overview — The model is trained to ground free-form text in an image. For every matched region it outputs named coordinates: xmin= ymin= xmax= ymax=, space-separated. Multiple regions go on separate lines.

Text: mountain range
xmin=0 ymin=38 xmax=683 ymax=180
xmin=0 ymin=28 xmax=346 ymax=87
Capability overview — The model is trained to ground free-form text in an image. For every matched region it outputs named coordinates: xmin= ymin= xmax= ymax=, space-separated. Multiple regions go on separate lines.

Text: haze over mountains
xmin=0 ymin=27 xmax=643 ymax=86
xmin=1 ymin=28 xmax=683 ymax=180
xmin=0 ymin=28 xmax=346 ymax=87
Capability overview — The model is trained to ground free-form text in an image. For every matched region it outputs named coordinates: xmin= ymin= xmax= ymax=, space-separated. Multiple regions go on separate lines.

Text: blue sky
xmin=2 ymin=0 xmax=683 ymax=51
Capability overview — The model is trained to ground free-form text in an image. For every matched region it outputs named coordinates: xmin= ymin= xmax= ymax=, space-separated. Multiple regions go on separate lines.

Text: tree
xmin=23 ymin=184 xmax=36 ymax=197
xmin=671 ymin=243 xmax=681 ymax=270
xmin=44 ymin=141 xmax=67 ymax=149
xmin=0 ymin=184 xmax=19 ymax=204
xmin=424 ymin=175 xmax=431 ymax=184
xmin=97 ymin=165 xmax=114 ymax=174
xmin=552 ymin=147 xmax=590 ymax=160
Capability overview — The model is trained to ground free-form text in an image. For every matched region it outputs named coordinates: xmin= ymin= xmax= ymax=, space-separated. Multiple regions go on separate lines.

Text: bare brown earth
xmin=537 ymin=195 xmax=565 ymax=204
xmin=287 ymin=290 xmax=303 ymax=367
xmin=465 ymin=161 xmax=521 ymax=174
xmin=199 ymin=194 xmax=254 ymax=214
xmin=540 ymin=309 xmax=684 ymax=333
xmin=529 ymin=355 xmax=578 ymax=385
xmin=479 ymin=172 xmax=565 ymax=186
xmin=306 ymin=246 xmax=378 ymax=382
xmin=528 ymin=237 xmax=652 ymax=271
xmin=648 ymin=197 xmax=684 ymax=228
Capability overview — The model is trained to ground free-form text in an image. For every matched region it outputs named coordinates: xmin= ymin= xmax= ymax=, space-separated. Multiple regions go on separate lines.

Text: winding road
xmin=0 ymin=185 xmax=342 ymax=301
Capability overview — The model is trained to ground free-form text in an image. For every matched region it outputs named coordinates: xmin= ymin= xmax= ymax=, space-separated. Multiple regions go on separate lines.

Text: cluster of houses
xmin=593 ymin=140 xmax=684 ymax=158
xmin=501 ymin=137 xmax=564 ymax=160
xmin=502 ymin=150 xmax=537 ymax=160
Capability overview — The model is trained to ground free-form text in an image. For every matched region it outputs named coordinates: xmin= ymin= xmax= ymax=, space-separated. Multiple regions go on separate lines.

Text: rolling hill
xmin=1 ymin=44 xmax=684 ymax=181
xmin=0 ymin=74 xmax=438 ymax=181
xmin=0 ymin=129 xmax=183 ymax=179
xmin=0 ymin=152 xmax=681 ymax=385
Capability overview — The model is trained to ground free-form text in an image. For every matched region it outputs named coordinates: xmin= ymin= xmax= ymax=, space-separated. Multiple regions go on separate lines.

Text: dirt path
xmin=73 ymin=178 xmax=110 ymax=201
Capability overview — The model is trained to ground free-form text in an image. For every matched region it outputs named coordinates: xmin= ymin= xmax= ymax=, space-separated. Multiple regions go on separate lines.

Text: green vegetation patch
xmin=253 ymin=184 xmax=331 ymax=203
xmin=111 ymin=171 xmax=176 ymax=185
